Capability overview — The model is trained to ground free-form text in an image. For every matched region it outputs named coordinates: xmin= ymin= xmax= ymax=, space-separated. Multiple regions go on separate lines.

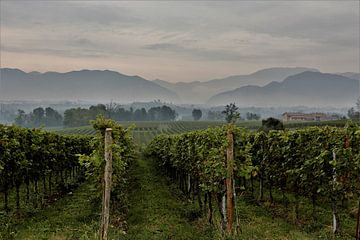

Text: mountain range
xmin=208 ymin=71 xmax=359 ymax=107
xmin=0 ymin=67 xmax=358 ymax=107
xmin=153 ymin=67 xmax=318 ymax=103
xmin=0 ymin=68 xmax=179 ymax=103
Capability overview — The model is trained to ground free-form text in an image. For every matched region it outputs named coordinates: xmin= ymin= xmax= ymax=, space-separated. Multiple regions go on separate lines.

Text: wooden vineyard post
xmin=332 ymin=150 xmax=340 ymax=234
xmin=100 ymin=128 xmax=113 ymax=240
xmin=356 ymin=200 xmax=360 ymax=240
xmin=226 ymin=126 xmax=235 ymax=234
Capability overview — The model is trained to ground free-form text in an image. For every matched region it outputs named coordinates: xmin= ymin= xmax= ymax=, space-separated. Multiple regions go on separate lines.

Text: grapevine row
xmin=0 ymin=124 xmax=92 ymax=212
xmin=146 ymin=123 xmax=360 ymax=235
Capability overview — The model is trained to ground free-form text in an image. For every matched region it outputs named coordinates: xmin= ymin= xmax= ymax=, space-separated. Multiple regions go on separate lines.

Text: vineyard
xmin=53 ymin=119 xmax=358 ymax=145
xmin=0 ymin=124 xmax=92 ymax=213
xmin=1 ymin=119 xmax=360 ymax=239
xmin=0 ymin=117 xmax=135 ymax=239
xmin=146 ymin=122 xmax=360 ymax=238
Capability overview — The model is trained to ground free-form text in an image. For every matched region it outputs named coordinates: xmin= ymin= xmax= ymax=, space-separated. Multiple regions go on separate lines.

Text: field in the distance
xmin=52 ymin=119 xmax=357 ymax=145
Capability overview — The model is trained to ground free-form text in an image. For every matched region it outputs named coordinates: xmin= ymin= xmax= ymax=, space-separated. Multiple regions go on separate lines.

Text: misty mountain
xmin=153 ymin=67 xmax=318 ymax=103
xmin=338 ymin=72 xmax=360 ymax=80
xmin=0 ymin=68 xmax=179 ymax=103
xmin=207 ymin=71 xmax=360 ymax=107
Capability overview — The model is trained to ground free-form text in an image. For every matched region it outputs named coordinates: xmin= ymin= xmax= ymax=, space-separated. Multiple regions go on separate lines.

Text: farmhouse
xmin=282 ymin=112 xmax=339 ymax=122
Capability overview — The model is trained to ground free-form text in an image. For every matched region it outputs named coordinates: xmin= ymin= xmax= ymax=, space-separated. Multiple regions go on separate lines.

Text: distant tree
xmin=207 ymin=111 xmax=224 ymax=121
xmin=192 ymin=109 xmax=202 ymax=121
xmin=32 ymin=107 xmax=45 ymax=127
xmin=63 ymin=107 xmax=91 ymax=127
xmin=140 ymin=108 xmax=147 ymax=120
xmin=222 ymin=103 xmax=240 ymax=123
xmin=45 ymin=107 xmax=63 ymax=126
xmin=246 ymin=112 xmax=261 ymax=120
xmin=148 ymin=105 xmax=177 ymax=121
xmin=14 ymin=109 xmax=27 ymax=127
xmin=347 ymin=98 xmax=360 ymax=120
xmin=89 ymin=104 xmax=107 ymax=119
xmin=160 ymin=105 xmax=177 ymax=121
xmin=134 ymin=108 xmax=148 ymax=121
xmin=261 ymin=117 xmax=284 ymax=132
xmin=148 ymin=107 xmax=160 ymax=121
xmin=106 ymin=101 xmax=117 ymax=119
xmin=348 ymin=107 xmax=360 ymax=120
xmin=14 ymin=107 xmax=63 ymax=127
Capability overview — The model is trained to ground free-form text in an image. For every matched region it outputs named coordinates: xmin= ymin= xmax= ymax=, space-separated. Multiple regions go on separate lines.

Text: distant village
xmin=282 ymin=112 xmax=341 ymax=122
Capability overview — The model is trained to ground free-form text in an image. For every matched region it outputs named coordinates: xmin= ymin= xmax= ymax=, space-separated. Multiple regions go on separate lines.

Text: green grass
xmin=2 ymin=183 xmax=126 ymax=240
xmin=234 ymin=199 xmax=314 ymax=240
xmin=124 ymin=157 xmax=214 ymax=240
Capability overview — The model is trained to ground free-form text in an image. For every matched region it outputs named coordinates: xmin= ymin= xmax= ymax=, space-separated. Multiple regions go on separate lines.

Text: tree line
xmin=14 ymin=104 xmax=178 ymax=128
xmin=15 ymin=107 xmax=63 ymax=128
xmin=64 ymin=104 xmax=177 ymax=127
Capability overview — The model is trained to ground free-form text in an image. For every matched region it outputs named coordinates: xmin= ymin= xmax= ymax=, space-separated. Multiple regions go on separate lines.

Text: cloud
xmin=0 ymin=1 xmax=358 ymax=82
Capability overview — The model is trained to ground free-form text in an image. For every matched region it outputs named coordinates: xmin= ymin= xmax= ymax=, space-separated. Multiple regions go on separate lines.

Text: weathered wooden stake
xmin=356 ymin=200 xmax=360 ymax=240
xmin=226 ymin=127 xmax=235 ymax=233
xmin=332 ymin=150 xmax=339 ymax=234
xmin=100 ymin=128 xmax=113 ymax=240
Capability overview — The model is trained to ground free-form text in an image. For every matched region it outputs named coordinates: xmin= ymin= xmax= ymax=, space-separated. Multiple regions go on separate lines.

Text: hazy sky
xmin=1 ymin=1 xmax=359 ymax=82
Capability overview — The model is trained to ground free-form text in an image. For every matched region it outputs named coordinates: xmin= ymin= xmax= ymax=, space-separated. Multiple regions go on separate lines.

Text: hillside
xmin=338 ymin=72 xmax=360 ymax=80
xmin=0 ymin=68 xmax=179 ymax=103
xmin=208 ymin=71 xmax=360 ymax=107
xmin=153 ymin=67 xmax=318 ymax=103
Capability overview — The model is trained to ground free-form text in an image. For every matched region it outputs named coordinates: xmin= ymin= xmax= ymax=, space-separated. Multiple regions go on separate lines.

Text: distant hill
xmin=337 ymin=72 xmax=360 ymax=80
xmin=153 ymin=67 xmax=318 ymax=103
xmin=0 ymin=68 xmax=179 ymax=103
xmin=207 ymin=71 xmax=360 ymax=107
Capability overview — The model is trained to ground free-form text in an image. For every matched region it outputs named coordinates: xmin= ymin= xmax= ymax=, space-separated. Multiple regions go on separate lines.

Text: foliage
xmin=0 ymin=124 xmax=91 ymax=212
xmin=146 ymin=122 xmax=360 ymax=235
xmin=222 ymin=103 xmax=240 ymax=123
xmin=79 ymin=116 xmax=135 ymax=211
xmin=207 ymin=110 xmax=225 ymax=121
xmin=260 ymin=117 xmax=284 ymax=131
xmin=64 ymin=104 xmax=107 ymax=127
xmin=192 ymin=109 xmax=202 ymax=121
xmin=245 ymin=112 xmax=261 ymax=120
xmin=14 ymin=107 xmax=63 ymax=128
xmin=64 ymin=104 xmax=178 ymax=127
xmin=348 ymin=107 xmax=360 ymax=120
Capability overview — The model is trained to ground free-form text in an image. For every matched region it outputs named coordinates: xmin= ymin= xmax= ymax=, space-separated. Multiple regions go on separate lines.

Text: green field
xmin=53 ymin=121 xmax=228 ymax=145
xmin=52 ymin=119 xmax=358 ymax=145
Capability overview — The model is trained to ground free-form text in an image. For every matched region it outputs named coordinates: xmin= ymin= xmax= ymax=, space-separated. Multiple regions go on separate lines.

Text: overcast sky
xmin=1 ymin=1 xmax=359 ymax=82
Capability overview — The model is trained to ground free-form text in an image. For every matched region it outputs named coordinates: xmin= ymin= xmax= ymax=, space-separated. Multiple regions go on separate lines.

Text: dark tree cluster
xmin=63 ymin=104 xmax=107 ymax=127
xmin=260 ymin=117 xmax=284 ymax=132
xmin=63 ymin=104 xmax=177 ymax=127
xmin=245 ymin=112 xmax=261 ymax=120
xmin=222 ymin=103 xmax=240 ymax=123
xmin=207 ymin=111 xmax=224 ymax=121
xmin=348 ymin=98 xmax=360 ymax=120
xmin=15 ymin=107 xmax=63 ymax=128
xmin=192 ymin=109 xmax=202 ymax=121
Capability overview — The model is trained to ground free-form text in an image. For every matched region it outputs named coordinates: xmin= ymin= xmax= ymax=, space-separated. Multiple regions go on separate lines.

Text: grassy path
xmin=124 ymin=157 xmax=213 ymax=240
